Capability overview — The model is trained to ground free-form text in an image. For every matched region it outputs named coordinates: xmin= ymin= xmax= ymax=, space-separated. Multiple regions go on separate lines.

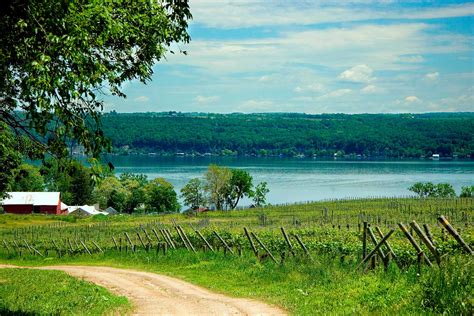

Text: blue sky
xmin=105 ymin=0 xmax=474 ymax=114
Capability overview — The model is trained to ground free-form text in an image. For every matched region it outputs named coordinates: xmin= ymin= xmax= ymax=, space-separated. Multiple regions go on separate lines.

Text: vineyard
xmin=1 ymin=197 xmax=473 ymax=314
xmin=1 ymin=197 xmax=472 ymax=267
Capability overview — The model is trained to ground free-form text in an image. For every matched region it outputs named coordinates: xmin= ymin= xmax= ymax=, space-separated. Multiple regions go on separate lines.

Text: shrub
xmin=421 ymin=256 xmax=473 ymax=314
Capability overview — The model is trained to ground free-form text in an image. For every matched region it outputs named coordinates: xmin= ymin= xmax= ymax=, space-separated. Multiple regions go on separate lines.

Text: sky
xmin=105 ymin=0 xmax=474 ymax=114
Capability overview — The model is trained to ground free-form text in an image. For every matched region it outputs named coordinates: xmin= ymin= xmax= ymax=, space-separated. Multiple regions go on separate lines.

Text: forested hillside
xmin=101 ymin=112 xmax=474 ymax=158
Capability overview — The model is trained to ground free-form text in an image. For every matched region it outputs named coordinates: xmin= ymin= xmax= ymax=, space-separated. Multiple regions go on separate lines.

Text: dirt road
xmin=1 ymin=265 xmax=286 ymax=315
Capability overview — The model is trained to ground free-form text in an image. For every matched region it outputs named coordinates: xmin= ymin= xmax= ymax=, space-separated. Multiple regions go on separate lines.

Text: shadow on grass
xmin=0 ymin=307 xmax=37 ymax=316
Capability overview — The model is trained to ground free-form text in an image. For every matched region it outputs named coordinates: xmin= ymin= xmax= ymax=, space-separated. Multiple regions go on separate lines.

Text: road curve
xmin=0 ymin=264 xmax=287 ymax=315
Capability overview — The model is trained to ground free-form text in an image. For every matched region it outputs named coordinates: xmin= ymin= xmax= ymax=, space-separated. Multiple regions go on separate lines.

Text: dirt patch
xmin=0 ymin=264 xmax=286 ymax=315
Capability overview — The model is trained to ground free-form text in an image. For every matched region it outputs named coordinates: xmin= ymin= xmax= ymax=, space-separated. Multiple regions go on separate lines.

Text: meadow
xmin=0 ymin=197 xmax=472 ymax=315
xmin=0 ymin=268 xmax=130 ymax=315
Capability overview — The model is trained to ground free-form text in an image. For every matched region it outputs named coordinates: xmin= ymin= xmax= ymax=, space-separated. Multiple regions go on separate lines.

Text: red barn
xmin=1 ymin=192 xmax=63 ymax=215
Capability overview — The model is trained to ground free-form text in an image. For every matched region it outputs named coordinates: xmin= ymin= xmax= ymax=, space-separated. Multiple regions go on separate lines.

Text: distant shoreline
xmin=95 ymin=153 xmax=473 ymax=162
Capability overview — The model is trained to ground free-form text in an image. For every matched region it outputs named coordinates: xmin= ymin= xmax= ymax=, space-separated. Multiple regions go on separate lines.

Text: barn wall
xmin=39 ymin=205 xmax=59 ymax=215
xmin=4 ymin=205 xmax=34 ymax=214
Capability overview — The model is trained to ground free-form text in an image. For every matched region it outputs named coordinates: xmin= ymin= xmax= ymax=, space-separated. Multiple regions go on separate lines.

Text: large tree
xmin=0 ymin=123 xmax=21 ymax=198
xmin=145 ymin=178 xmax=179 ymax=213
xmin=10 ymin=164 xmax=45 ymax=192
xmin=205 ymin=165 xmax=232 ymax=210
xmin=0 ymin=0 xmax=191 ymax=197
xmin=225 ymin=169 xmax=253 ymax=210
xmin=180 ymin=178 xmax=206 ymax=210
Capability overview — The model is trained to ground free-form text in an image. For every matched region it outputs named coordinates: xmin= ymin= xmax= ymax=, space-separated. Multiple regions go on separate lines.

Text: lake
xmin=107 ymin=156 xmax=474 ymax=207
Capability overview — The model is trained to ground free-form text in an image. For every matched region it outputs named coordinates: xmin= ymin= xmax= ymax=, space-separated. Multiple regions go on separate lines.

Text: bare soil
xmin=0 ymin=264 xmax=286 ymax=315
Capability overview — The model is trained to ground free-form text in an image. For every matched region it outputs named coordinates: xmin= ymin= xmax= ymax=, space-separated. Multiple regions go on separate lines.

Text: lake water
xmin=107 ymin=156 xmax=474 ymax=206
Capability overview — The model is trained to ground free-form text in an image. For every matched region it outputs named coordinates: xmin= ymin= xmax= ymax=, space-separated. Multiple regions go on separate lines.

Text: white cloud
xmin=134 ymin=96 xmax=149 ymax=103
xmin=405 ymin=96 xmax=421 ymax=103
xmin=195 ymin=95 xmax=220 ymax=104
xmin=397 ymin=55 xmax=425 ymax=63
xmin=294 ymin=83 xmax=325 ymax=93
xmin=425 ymin=72 xmax=440 ymax=81
xmin=361 ymin=85 xmax=378 ymax=94
xmin=112 ymin=2 xmax=474 ymax=114
xmin=438 ymin=91 xmax=474 ymax=111
xmin=170 ymin=23 xmax=471 ymax=75
xmin=190 ymin=1 xmax=474 ymax=29
xmin=339 ymin=64 xmax=375 ymax=83
xmin=317 ymin=89 xmax=352 ymax=100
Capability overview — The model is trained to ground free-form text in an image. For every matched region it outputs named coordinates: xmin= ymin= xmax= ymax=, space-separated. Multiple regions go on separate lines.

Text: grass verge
xmin=2 ymin=250 xmax=471 ymax=315
xmin=0 ymin=268 xmax=130 ymax=315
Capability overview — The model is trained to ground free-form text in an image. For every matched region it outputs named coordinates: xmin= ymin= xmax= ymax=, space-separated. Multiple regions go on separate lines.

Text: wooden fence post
xmin=375 ymin=226 xmax=402 ymax=269
xmin=398 ymin=223 xmax=432 ymax=267
xmin=124 ymin=232 xmax=135 ymax=252
xmin=137 ymin=232 xmax=147 ymax=249
xmin=251 ymin=232 xmax=277 ymax=263
xmin=2 ymin=240 xmax=10 ymax=253
xmin=280 ymin=227 xmax=295 ymax=257
xmin=178 ymin=226 xmax=196 ymax=253
xmin=367 ymin=227 xmax=387 ymax=264
xmin=152 ymin=228 xmax=162 ymax=244
xmin=244 ymin=227 xmax=258 ymax=259
xmin=195 ymin=230 xmax=214 ymax=253
xmin=92 ymin=240 xmax=103 ymax=253
xmin=174 ymin=226 xmax=190 ymax=250
xmin=423 ymin=224 xmax=435 ymax=245
xmin=112 ymin=236 xmax=118 ymax=250
xmin=362 ymin=221 xmax=367 ymax=260
xmin=293 ymin=234 xmax=312 ymax=260
xmin=357 ymin=229 xmax=394 ymax=270
xmin=410 ymin=221 xmax=441 ymax=265
xmin=438 ymin=216 xmax=473 ymax=255
xmin=213 ymin=231 xmax=234 ymax=255
xmin=165 ymin=229 xmax=176 ymax=249
xmin=80 ymin=240 xmax=92 ymax=255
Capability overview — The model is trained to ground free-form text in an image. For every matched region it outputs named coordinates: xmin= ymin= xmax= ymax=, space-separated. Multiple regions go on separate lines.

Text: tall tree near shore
xmin=225 ymin=169 xmax=253 ymax=210
xmin=460 ymin=185 xmax=474 ymax=198
xmin=0 ymin=0 xmax=191 ymax=198
xmin=145 ymin=178 xmax=180 ymax=213
xmin=181 ymin=178 xmax=207 ymax=210
xmin=120 ymin=174 xmax=148 ymax=214
xmin=205 ymin=165 xmax=232 ymax=210
xmin=252 ymin=182 xmax=269 ymax=207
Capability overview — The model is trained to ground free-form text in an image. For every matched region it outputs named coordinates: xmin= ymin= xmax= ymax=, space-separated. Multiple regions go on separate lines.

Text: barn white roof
xmin=1 ymin=192 xmax=60 ymax=206
xmin=68 ymin=205 xmax=108 ymax=216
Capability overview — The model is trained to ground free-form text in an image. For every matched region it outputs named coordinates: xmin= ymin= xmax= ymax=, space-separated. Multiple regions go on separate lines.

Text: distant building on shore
xmin=1 ymin=192 xmax=65 ymax=215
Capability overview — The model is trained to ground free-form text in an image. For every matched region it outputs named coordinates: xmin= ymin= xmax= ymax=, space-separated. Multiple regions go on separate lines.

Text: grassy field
xmin=0 ymin=197 xmax=472 ymax=315
xmin=1 ymin=249 xmax=471 ymax=315
xmin=0 ymin=268 xmax=130 ymax=315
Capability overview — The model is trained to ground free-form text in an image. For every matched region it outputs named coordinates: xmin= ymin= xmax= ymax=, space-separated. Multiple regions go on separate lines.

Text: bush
xmin=421 ymin=256 xmax=473 ymax=314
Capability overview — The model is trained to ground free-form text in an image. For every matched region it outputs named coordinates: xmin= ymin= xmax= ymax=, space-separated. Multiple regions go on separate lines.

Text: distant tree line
xmin=101 ymin=112 xmax=474 ymax=158
xmin=408 ymin=182 xmax=474 ymax=198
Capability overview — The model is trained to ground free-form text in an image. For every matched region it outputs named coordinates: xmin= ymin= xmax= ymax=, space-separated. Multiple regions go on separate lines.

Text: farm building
xmin=67 ymin=205 xmax=108 ymax=217
xmin=104 ymin=206 xmax=118 ymax=214
xmin=1 ymin=192 xmax=65 ymax=215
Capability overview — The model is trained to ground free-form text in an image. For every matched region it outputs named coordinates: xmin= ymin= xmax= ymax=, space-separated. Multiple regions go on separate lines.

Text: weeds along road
xmin=0 ymin=265 xmax=286 ymax=315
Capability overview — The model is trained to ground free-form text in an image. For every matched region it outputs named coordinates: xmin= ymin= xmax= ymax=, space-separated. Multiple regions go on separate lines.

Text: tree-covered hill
xmin=101 ymin=112 xmax=474 ymax=158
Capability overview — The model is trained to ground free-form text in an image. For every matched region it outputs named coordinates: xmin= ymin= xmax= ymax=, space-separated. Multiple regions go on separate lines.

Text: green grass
xmin=0 ymin=197 xmax=472 ymax=315
xmin=2 ymin=250 xmax=472 ymax=315
xmin=0 ymin=268 xmax=130 ymax=315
